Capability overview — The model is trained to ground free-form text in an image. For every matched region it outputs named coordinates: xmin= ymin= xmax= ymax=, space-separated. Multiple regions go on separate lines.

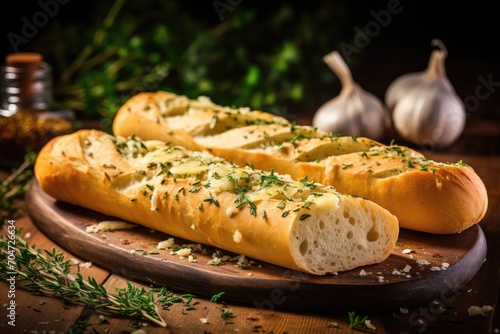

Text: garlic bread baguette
xmin=35 ymin=129 xmax=399 ymax=275
xmin=113 ymin=91 xmax=488 ymax=234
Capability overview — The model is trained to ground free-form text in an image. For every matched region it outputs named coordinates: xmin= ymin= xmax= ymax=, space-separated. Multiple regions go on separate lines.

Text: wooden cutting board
xmin=26 ymin=179 xmax=487 ymax=312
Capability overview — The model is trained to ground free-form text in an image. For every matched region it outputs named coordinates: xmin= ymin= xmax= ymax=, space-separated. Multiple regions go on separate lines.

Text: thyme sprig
xmin=0 ymin=230 xmax=167 ymax=327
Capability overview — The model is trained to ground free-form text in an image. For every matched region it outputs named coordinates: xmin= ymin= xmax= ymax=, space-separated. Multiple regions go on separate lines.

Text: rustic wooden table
xmin=1 ymin=115 xmax=499 ymax=334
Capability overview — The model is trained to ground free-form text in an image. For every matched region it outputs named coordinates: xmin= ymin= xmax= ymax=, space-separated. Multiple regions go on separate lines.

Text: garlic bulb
xmin=385 ymin=39 xmax=466 ymax=148
xmin=312 ymin=51 xmax=388 ymax=140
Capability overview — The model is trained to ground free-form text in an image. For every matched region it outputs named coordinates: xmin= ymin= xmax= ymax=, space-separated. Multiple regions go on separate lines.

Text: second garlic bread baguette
xmin=35 ymin=129 xmax=399 ymax=275
xmin=113 ymin=91 xmax=488 ymax=234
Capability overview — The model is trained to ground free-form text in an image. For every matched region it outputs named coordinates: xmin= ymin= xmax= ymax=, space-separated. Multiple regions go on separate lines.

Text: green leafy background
xmin=26 ymin=0 xmax=353 ymax=129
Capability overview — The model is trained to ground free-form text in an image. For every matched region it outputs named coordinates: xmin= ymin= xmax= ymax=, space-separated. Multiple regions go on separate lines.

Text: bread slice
xmin=35 ymin=129 xmax=399 ymax=275
xmin=112 ymin=91 xmax=488 ymax=234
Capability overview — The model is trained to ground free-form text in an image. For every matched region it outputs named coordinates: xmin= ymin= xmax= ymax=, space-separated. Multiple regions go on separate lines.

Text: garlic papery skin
xmin=385 ymin=39 xmax=466 ymax=148
xmin=312 ymin=51 xmax=388 ymax=140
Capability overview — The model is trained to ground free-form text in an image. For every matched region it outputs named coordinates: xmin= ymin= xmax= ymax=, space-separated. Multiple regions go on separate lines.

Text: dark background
xmin=2 ymin=1 xmax=498 ymax=58
xmin=1 ymin=0 xmax=499 ymax=122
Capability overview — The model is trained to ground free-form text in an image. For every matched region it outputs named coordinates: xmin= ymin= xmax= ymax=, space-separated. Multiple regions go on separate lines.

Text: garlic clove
xmin=313 ymin=51 xmax=388 ymax=140
xmin=385 ymin=39 xmax=466 ymax=148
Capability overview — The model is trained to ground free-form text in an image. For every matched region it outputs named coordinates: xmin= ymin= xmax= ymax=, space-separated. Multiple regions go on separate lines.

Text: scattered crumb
xmin=365 ymin=319 xmax=376 ymax=330
xmin=130 ymin=330 xmax=147 ymax=334
xmin=402 ymin=249 xmax=414 ymax=254
xmin=327 ymin=321 xmax=340 ymax=328
xmin=79 ymin=262 xmax=92 ymax=268
xmin=199 ymin=318 xmax=209 ymax=324
xmin=416 ymin=259 xmax=431 ymax=266
xmin=233 ymin=229 xmax=242 ymax=243
xmin=468 ymin=305 xmax=493 ymax=317
xmin=209 ymin=257 xmax=222 ymax=265
xmin=157 ymin=238 xmax=176 ymax=250
xmin=86 ymin=221 xmax=137 ymax=233
xmin=430 ymin=262 xmax=450 ymax=271
xmin=392 ymin=265 xmax=413 ymax=278
xmin=176 ymin=248 xmax=192 ymax=257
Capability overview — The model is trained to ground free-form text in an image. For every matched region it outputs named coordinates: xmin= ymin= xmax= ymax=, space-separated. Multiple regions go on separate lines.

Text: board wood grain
xmin=26 ymin=179 xmax=487 ymax=312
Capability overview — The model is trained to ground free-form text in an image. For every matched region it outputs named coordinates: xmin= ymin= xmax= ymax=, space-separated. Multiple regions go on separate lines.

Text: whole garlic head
xmin=312 ymin=51 xmax=388 ymax=140
xmin=385 ymin=39 xmax=466 ymax=148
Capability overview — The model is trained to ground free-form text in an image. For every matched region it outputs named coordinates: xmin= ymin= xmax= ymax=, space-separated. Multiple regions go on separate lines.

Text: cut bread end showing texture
xmin=289 ymin=192 xmax=399 ymax=275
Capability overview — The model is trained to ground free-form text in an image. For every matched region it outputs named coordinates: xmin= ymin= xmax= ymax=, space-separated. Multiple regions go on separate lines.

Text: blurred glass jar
xmin=0 ymin=53 xmax=74 ymax=168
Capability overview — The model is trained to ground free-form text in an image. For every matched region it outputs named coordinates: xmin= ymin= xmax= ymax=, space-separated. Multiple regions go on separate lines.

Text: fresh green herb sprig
xmin=348 ymin=311 xmax=375 ymax=332
xmin=219 ymin=308 xmax=236 ymax=324
xmin=155 ymin=287 xmax=198 ymax=311
xmin=0 ymin=152 xmax=37 ymax=226
xmin=0 ymin=230 xmax=167 ymax=327
xmin=210 ymin=291 xmax=226 ymax=303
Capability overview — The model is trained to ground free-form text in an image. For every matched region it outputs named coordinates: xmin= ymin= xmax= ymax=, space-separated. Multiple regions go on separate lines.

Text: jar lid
xmin=6 ymin=52 xmax=43 ymax=70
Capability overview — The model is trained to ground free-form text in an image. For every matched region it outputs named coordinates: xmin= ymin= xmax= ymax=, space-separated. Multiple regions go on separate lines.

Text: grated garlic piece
xmin=176 ymin=248 xmax=192 ymax=257
xmin=468 ymin=305 xmax=493 ymax=317
xmin=365 ymin=320 xmax=376 ymax=331
xmin=79 ymin=262 xmax=92 ymax=268
xmin=233 ymin=230 xmax=242 ymax=243
xmin=86 ymin=221 xmax=136 ymax=233
xmin=416 ymin=259 xmax=430 ymax=266
xmin=157 ymin=238 xmax=176 ymax=249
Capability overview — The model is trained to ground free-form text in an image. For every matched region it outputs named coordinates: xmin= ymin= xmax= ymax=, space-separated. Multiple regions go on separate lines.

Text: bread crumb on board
xmin=86 ymin=220 xmax=137 ymax=233
xmin=468 ymin=305 xmax=493 ymax=317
